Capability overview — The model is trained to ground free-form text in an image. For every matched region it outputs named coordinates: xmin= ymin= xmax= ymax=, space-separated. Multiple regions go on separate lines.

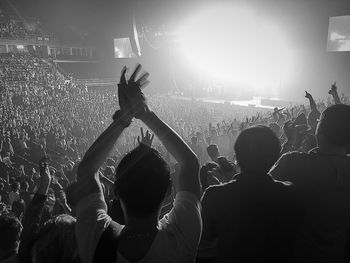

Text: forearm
xmin=18 ymin=193 xmax=47 ymax=263
xmin=141 ymin=110 xmax=198 ymax=166
xmin=79 ymin=120 xmax=125 ymax=177
xmin=332 ymin=92 xmax=341 ymax=104
xmin=141 ymin=110 xmax=200 ymax=197
xmin=308 ymin=97 xmax=317 ymax=111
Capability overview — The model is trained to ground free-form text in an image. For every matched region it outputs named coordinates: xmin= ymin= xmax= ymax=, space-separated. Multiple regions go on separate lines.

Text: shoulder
xmin=202 ymin=180 xmax=237 ymax=201
xmin=279 ymin=151 xmax=308 ymax=162
xmin=271 ymin=151 xmax=309 ymax=171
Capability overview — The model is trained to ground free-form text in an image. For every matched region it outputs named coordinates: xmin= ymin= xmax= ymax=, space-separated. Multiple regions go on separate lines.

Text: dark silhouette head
xmin=234 ymin=125 xmax=281 ymax=174
xmin=114 ymin=144 xmax=170 ymax=218
xmin=207 ymin=144 xmax=220 ymax=162
xmin=31 ymin=214 xmax=78 ymax=263
xmin=0 ymin=214 xmax=22 ymax=260
xmin=316 ymin=104 xmax=350 ymax=149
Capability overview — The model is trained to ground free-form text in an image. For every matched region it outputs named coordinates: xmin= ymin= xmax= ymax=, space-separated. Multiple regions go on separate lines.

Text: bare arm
xmin=123 ymin=64 xmax=200 ymax=198
xmin=329 ymin=82 xmax=342 ymax=104
xmin=141 ymin=110 xmax=200 ymax=198
xmin=305 ymin=91 xmax=318 ymax=112
xmin=75 ymin=120 xmax=127 ymax=202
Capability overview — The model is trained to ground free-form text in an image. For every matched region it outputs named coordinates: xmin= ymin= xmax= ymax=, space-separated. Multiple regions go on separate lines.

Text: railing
xmin=77 ymin=78 xmax=118 ymax=88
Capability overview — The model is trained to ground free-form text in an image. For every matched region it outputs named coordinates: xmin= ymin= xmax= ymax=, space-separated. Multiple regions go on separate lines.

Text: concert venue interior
xmin=0 ymin=1 xmax=350 ymax=263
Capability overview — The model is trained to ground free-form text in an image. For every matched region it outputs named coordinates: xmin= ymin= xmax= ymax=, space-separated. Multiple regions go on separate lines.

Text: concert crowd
xmin=0 ymin=46 xmax=350 ymax=263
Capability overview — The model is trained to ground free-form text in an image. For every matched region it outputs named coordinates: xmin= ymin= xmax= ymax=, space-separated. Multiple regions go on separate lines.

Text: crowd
xmin=0 ymin=52 xmax=349 ymax=263
xmin=0 ymin=6 xmax=45 ymax=40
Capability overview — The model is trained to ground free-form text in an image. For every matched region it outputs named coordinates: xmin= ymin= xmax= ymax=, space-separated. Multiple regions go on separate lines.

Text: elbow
xmin=77 ymin=160 xmax=97 ymax=180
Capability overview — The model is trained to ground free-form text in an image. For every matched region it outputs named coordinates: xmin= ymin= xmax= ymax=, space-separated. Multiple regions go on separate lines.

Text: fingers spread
xmin=120 ymin=66 xmax=128 ymax=85
xmin=136 ymin=72 xmax=150 ymax=85
xmin=129 ymin=64 xmax=142 ymax=82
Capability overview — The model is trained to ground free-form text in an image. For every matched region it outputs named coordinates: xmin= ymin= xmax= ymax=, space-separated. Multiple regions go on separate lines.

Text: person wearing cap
xmin=270 ymin=104 xmax=350 ymax=263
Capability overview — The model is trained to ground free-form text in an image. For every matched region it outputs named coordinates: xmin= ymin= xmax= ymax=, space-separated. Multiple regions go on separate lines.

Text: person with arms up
xmin=75 ymin=65 xmax=201 ymax=263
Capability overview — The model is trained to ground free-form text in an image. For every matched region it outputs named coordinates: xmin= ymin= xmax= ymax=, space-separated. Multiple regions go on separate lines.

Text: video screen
xmin=114 ymin=38 xmax=136 ymax=58
xmin=327 ymin=15 xmax=350 ymax=52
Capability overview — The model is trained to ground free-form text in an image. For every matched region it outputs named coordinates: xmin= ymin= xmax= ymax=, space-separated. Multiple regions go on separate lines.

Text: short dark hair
xmin=114 ymin=144 xmax=170 ymax=217
xmin=317 ymin=104 xmax=350 ymax=147
xmin=32 ymin=214 xmax=78 ymax=263
xmin=234 ymin=125 xmax=281 ymax=174
xmin=0 ymin=214 xmax=22 ymax=253
xmin=207 ymin=144 xmax=219 ymax=159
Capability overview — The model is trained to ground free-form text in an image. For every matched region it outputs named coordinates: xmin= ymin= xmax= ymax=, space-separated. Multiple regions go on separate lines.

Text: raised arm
xmin=18 ymin=157 xmax=51 ymax=263
xmin=75 ymin=67 xmax=139 ymax=202
xmin=305 ymin=91 xmax=318 ymax=112
xmin=124 ymin=65 xmax=200 ymax=199
xmin=329 ymin=82 xmax=342 ymax=104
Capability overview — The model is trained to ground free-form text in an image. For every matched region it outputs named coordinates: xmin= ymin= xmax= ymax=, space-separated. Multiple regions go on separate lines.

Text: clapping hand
xmin=137 ymin=127 xmax=154 ymax=148
xmin=117 ymin=64 xmax=150 ymax=119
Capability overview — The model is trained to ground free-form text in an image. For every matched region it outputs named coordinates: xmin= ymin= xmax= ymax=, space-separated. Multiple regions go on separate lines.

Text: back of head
xmin=316 ymin=104 xmax=350 ymax=148
xmin=32 ymin=214 xmax=78 ymax=263
xmin=114 ymin=144 xmax=170 ymax=217
xmin=234 ymin=125 xmax=281 ymax=174
xmin=207 ymin=144 xmax=219 ymax=160
xmin=0 ymin=214 xmax=22 ymax=258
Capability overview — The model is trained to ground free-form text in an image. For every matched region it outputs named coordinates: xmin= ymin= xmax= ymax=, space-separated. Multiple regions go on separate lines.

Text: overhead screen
xmin=327 ymin=15 xmax=350 ymax=52
xmin=114 ymin=38 xmax=136 ymax=58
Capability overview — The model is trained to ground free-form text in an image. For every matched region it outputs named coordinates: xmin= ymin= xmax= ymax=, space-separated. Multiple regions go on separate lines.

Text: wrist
xmin=138 ymin=107 xmax=153 ymax=122
xmin=113 ymin=110 xmax=132 ymax=128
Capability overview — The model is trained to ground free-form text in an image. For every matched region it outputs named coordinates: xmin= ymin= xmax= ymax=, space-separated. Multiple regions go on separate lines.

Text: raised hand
xmin=305 ymin=91 xmax=312 ymax=99
xmin=37 ymin=156 xmax=52 ymax=195
xmin=137 ymin=127 xmax=154 ymax=148
xmin=39 ymin=156 xmax=50 ymax=179
xmin=329 ymin=81 xmax=337 ymax=95
xmin=121 ymin=64 xmax=150 ymax=119
xmin=117 ymin=66 xmax=130 ymax=111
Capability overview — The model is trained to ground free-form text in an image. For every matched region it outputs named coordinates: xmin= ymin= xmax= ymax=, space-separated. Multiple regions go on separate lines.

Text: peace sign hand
xmin=137 ymin=127 xmax=154 ymax=148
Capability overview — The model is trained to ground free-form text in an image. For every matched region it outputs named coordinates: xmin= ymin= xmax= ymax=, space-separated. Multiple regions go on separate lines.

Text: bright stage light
xmin=177 ymin=5 xmax=295 ymax=91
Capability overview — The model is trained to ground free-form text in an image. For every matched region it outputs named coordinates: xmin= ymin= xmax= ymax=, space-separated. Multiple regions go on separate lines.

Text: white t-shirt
xmin=76 ymin=191 xmax=202 ymax=263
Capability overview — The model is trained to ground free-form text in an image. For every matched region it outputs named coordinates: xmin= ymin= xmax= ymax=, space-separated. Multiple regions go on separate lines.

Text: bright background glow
xmin=177 ymin=5 xmax=295 ymax=94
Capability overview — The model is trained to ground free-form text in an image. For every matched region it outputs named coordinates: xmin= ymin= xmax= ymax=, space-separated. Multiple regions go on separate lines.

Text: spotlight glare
xmin=177 ymin=5 xmax=295 ymax=91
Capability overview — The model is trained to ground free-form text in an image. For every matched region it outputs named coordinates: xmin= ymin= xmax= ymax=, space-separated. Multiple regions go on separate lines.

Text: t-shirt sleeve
xmin=159 ymin=191 xmax=202 ymax=252
xmin=75 ymin=192 xmax=121 ymax=263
